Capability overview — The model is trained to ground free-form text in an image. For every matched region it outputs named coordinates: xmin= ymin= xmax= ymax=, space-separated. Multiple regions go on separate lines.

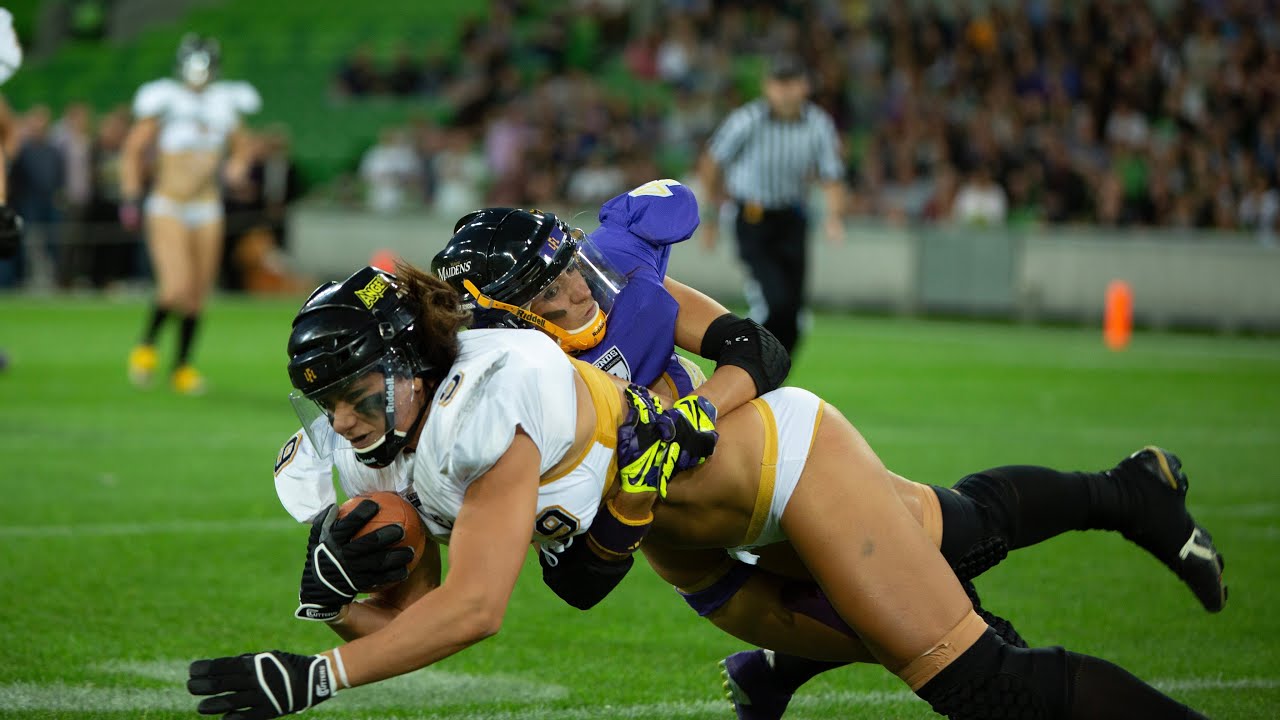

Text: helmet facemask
xmin=289 ymin=349 xmax=424 ymax=468
xmin=176 ymin=35 xmax=219 ymax=88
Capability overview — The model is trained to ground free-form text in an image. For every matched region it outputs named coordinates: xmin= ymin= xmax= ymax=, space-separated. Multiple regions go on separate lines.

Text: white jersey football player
xmin=278 ymin=265 xmax=665 ymax=622
xmin=277 ymin=330 xmax=615 ymax=555
xmin=122 ymin=33 xmax=260 ymax=395
xmin=0 ymin=8 xmax=20 ymax=86
xmin=0 ymin=7 xmax=22 ymax=376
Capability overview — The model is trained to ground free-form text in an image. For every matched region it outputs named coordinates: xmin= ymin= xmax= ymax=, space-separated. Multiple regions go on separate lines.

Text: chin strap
xmin=556 ymin=306 xmax=607 ymax=354
xmin=462 ymin=278 xmax=607 ymax=354
xmin=353 ymin=382 xmax=433 ymax=468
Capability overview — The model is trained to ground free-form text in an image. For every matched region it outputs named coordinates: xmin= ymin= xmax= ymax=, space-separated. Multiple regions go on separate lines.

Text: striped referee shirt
xmin=706 ymin=98 xmax=844 ymax=209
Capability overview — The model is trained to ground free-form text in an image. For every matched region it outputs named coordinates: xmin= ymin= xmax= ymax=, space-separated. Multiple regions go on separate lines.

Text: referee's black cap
xmin=767 ymin=52 xmax=807 ymax=80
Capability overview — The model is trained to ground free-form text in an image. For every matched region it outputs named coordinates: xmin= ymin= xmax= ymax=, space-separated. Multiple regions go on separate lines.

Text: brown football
xmin=337 ymin=490 xmax=427 ymax=581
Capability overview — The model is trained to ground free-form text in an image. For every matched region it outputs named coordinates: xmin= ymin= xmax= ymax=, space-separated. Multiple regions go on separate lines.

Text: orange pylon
xmin=1104 ymin=280 xmax=1133 ymax=350
xmin=371 ymin=249 xmax=398 ymax=273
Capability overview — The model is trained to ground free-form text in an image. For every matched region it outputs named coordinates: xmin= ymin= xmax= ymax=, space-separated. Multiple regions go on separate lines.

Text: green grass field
xmin=1 ymin=296 xmax=1277 ymax=719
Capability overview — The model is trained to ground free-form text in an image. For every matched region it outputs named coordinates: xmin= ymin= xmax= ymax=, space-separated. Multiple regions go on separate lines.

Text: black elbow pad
xmin=539 ymin=538 xmax=634 ymax=610
xmin=700 ymin=312 xmax=791 ymax=395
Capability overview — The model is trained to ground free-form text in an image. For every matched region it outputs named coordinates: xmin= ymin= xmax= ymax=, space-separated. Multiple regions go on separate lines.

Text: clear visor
xmin=462 ymin=227 xmax=627 ymax=353
xmin=288 ymin=353 xmax=418 ymax=459
xmin=525 ymin=228 xmax=626 ymax=329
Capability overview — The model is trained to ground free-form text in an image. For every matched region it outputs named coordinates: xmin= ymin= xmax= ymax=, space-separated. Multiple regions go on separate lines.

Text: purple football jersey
xmin=574 ymin=180 xmax=702 ymax=396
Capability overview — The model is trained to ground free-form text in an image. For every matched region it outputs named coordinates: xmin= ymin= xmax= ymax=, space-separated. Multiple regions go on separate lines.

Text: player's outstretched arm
xmin=190 ymin=433 xmax=541 ymax=717
xmin=324 ymin=542 xmax=443 ymax=641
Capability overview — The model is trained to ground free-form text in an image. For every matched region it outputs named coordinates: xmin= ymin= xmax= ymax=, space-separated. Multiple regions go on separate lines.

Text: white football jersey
xmin=273 ymin=425 xmax=416 ymax=523
xmin=132 ymin=78 xmax=260 ymax=153
xmin=0 ymin=9 xmax=21 ymax=85
xmin=273 ymin=329 xmax=618 ymax=552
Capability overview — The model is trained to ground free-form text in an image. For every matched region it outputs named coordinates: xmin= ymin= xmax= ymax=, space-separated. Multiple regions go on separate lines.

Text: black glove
xmin=0 ymin=204 xmax=22 ymax=260
xmin=295 ymin=500 xmax=415 ymax=621
xmin=189 ymin=650 xmax=337 ymax=719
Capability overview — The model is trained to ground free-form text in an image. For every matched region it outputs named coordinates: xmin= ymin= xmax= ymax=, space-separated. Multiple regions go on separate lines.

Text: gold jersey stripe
xmin=656 ymin=372 xmax=679 ymax=402
xmin=740 ymin=397 xmax=779 ymax=548
xmin=806 ymin=401 xmax=825 ymax=457
xmin=539 ymin=360 xmax=624 ymax=498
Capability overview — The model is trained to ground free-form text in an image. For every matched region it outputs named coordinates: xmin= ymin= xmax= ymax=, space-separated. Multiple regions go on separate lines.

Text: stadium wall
xmin=291 ymin=208 xmax=1280 ymax=332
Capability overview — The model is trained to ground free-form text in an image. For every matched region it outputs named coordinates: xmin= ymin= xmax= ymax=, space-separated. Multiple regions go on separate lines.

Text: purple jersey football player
xmin=433 ymin=180 xmax=790 ymax=413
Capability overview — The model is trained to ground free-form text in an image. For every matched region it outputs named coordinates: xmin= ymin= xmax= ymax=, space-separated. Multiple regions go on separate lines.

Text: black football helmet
xmin=432 ymin=208 xmax=624 ymax=353
xmin=176 ymin=33 xmax=219 ymax=87
xmin=287 ymin=266 xmax=431 ymax=468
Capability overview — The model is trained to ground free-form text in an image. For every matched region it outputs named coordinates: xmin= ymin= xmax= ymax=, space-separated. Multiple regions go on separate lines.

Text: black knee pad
xmin=935 ymin=484 xmax=1011 ymax=580
xmin=961 ymin=580 xmax=1028 ymax=649
xmin=916 ymin=628 xmax=1069 ymax=720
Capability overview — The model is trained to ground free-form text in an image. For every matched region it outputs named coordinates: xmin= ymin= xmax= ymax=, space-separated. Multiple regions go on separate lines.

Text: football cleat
xmin=720 ymin=650 xmax=792 ymax=720
xmin=1110 ymin=446 xmax=1227 ymax=613
xmin=127 ymin=344 xmax=158 ymax=388
xmin=171 ymin=365 xmax=207 ymax=395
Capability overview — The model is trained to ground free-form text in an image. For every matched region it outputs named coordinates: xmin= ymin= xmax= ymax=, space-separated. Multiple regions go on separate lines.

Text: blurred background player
xmin=121 ymin=33 xmax=260 ymax=394
xmin=0 ymin=7 xmax=22 ymax=373
xmin=698 ymin=53 xmax=846 ymax=356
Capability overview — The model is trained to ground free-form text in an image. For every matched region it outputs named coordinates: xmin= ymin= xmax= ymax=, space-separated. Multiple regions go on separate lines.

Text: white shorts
xmin=728 ymin=386 xmax=824 ymax=552
xmin=146 ymin=194 xmax=223 ymax=228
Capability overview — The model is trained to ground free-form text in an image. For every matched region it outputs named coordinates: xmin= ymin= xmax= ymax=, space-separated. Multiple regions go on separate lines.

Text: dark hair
xmin=394 ymin=259 xmax=470 ymax=377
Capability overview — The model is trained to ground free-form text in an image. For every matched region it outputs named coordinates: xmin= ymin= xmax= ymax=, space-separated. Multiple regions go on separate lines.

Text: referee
xmin=698 ymin=53 xmax=845 ymax=355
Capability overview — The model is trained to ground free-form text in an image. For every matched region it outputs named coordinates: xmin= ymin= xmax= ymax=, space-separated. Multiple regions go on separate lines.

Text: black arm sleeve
xmin=699 ymin=312 xmax=791 ymax=395
xmin=538 ymin=538 xmax=634 ymax=611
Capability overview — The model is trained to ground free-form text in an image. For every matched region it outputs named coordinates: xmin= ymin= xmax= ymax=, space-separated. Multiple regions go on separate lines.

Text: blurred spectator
xmin=50 ymin=102 xmax=92 ymax=286
xmin=7 ymin=106 xmax=64 ymax=289
xmin=921 ymin=163 xmax=959 ymax=223
xmin=623 ymin=30 xmax=659 ymax=81
xmin=222 ymin=127 xmax=308 ymax=293
xmin=334 ymin=45 xmax=381 ymax=99
xmin=255 ymin=127 xmax=304 ymax=249
xmin=656 ymin=15 xmax=700 ymax=88
xmin=952 ymin=164 xmax=1008 ymax=226
xmin=1041 ymin=137 xmax=1090 ymax=223
xmin=386 ymin=45 xmax=424 ymax=97
xmin=565 ymin=149 xmax=625 ymax=206
xmin=432 ymin=126 xmax=487 ymax=215
xmin=1238 ymin=165 xmax=1280 ymax=244
xmin=85 ymin=107 xmax=135 ymax=290
xmin=412 ymin=118 xmax=442 ymax=207
xmin=358 ymin=127 xmax=421 ymax=213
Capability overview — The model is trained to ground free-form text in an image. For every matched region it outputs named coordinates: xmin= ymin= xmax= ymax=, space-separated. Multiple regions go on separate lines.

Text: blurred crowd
xmin=339 ymin=0 xmax=1280 ymax=241
xmin=4 ymin=0 xmax=1278 ymax=297
xmin=0 ymin=100 xmax=303 ymax=292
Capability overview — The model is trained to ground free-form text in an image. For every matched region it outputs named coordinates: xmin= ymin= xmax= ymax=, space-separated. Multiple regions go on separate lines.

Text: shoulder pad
xmin=133 ymin=79 xmax=180 ymax=118
xmin=597 ymin=179 xmax=700 ymax=247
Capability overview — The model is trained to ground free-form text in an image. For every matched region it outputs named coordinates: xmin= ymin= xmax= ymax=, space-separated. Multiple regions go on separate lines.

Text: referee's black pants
xmin=734 ymin=204 xmax=807 ymax=354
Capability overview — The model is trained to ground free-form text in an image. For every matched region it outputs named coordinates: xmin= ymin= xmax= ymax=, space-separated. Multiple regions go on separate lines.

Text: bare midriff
xmin=153 ymin=149 xmax=222 ymax=202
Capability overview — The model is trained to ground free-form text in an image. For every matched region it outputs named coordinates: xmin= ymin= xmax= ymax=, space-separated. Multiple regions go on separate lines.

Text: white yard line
xmin=0 ymin=671 xmax=1271 ymax=715
xmin=0 ymin=518 xmax=300 ymax=537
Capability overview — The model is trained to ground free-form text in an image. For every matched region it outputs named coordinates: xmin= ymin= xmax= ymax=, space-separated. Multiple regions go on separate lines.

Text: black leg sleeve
xmin=1067 ymin=653 xmax=1209 ymax=720
xmin=938 ymin=463 xmax=1128 ymax=567
xmin=917 ymin=628 xmax=1208 ymax=720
